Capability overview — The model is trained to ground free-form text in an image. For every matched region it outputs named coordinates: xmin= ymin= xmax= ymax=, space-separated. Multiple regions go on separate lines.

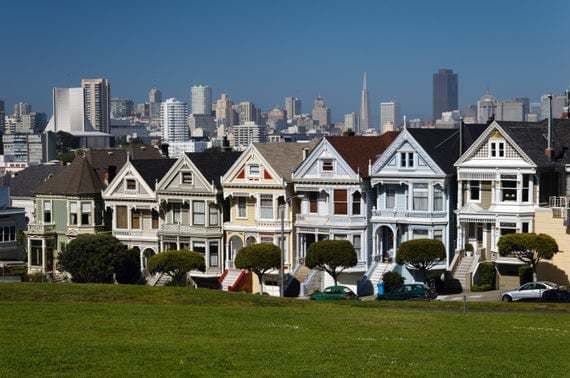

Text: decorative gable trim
xmin=292 ymin=138 xmax=359 ymax=181
xmin=221 ymin=144 xmax=283 ymax=186
xmin=102 ymin=161 xmax=155 ymax=199
xmin=156 ymin=154 xmax=215 ymax=194
xmin=371 ymin=129 xmax=446 ymax=176
xmin=454 ymin=121 xmax=536 ymax=167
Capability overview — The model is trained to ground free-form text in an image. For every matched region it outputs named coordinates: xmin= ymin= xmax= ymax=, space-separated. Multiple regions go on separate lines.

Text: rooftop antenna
xmin=403 ymin=115 xmax=407 ymax=130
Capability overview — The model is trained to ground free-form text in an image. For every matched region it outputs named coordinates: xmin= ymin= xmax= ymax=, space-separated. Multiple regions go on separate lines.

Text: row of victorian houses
xmin=13 ymin=118 xmax=570 ymax=294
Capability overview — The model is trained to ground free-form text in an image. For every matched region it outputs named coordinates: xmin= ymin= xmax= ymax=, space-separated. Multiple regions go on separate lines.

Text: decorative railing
xmin=159 ymin=223 xmax=222 ymax=235
xmin=26 ymin=223 xmax=56 ymax=234
xmin=372 ymin=209 xmax=447 ymax=219
xmin=548 ymin=196 xmax=570 ymax=220
xmin=295 ymin=214 xmax=367 ymax=225
xmin=113 ymin=229 xmax=158 ymax=238
xmin=255 ymin=220 xmax=293 ymax=229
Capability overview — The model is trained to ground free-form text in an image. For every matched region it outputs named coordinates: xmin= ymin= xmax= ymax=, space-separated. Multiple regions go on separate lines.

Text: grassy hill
xmin=1 ymin=283 xmax=569 ymax=376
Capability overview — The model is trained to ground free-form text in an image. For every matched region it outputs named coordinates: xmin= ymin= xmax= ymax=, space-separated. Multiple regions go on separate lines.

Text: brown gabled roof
xmin=326 ymin=132 xmax=400 ymax=178
xmin=83 ymin=145 xmax=163 ymax=171
xmin=35 ymin=155 xmax=105 ymax=196
xmin=254 ymin=141 xmax=319 ymax=181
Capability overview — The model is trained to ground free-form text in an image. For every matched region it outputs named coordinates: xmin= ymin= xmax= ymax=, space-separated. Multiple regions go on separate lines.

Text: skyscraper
xmin=312 ymin=96 xmax=331 ymax=127
xmin=344 ymin=112 xmax=358 ymax=132
xmin=0 ymin=100 xmax=5 ymax=133
xmin=432 ymin=69 xmax=458 ymax=121
xmin=81 ymin=78 xmax=111 ymax=133
xmin=13 ymin=102 xmax=31 ymax=120
xmin=238 ymin=101 xmax=257 ymax=124
xmin=380 ymin=101 xmax=401 ymax=132
xmin=359 ymin=73 xmax=370 ymax=132
xmin=267 ymin=107 xmax=287 ymax=130
xmin=191 ymin=85 xmax=212 ymax=115
xmin=215 ymin=93 xmax=233 ymax=130
xmin=477 ymin=92 xmax=497 ymax=123
xmin=149 ymin=87 xmax=162 ymax=124
xmin=161 ymin=98 xmax=189 ymax=143
xmin=110 ymin=98 xmax=134 ymax=119
xmin=285 ymin=96 xmax=301 ymax=120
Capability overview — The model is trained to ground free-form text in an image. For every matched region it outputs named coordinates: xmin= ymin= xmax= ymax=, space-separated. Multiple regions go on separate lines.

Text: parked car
xmin=310 ymin=285 xmax=358 ymax=301
xmin=541 ymin=288 xmax=570 ymax=303
xmin=501 ymin=281 xmax=559 ymax=302
xmin=378 ymin=283 xmax=437 ymax=301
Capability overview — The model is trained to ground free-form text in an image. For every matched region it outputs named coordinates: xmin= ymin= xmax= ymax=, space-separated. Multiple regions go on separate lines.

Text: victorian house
xmin=26 ymin=155 xmax=107 ymax=274
xmin=156 ymin=151 xmax=241 ymax=276
xmin=292 ymin=134 xmax=398 ymax=292
xmin=102 ymin=158 xmax=175 ymax=271
xmin=221 ymin=141 xmax=316 ymax=293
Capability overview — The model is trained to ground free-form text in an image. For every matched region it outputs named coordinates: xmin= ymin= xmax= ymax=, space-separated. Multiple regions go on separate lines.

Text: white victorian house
xmin=102 ymin=158 xmax=176 ymax=270
xmin=292 ymin=134 xmax=398 ymax=291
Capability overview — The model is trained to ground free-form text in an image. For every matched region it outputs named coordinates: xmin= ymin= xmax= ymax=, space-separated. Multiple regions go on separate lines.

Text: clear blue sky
xmin=1 ymin=0 xmax=569 ymax=121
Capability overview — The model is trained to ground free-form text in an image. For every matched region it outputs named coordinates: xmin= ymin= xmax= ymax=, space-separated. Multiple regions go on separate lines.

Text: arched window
xmin=352 ymin=191 xmax=362 ymax=215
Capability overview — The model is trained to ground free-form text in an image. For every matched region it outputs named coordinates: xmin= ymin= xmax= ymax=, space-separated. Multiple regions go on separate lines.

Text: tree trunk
xmin=258 ymin=273 xmax=264 ymax=294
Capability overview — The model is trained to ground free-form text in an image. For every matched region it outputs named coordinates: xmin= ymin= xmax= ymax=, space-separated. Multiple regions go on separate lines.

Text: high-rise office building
xmin=267 ymin=107 xmax=287 ymax=130
xmin=380 ymin=101 xmax=401 ymax=132
xmin=233 ymin=121 xmax=267 ymax=150
xmin=215 ymin=93 xmax=233 ymax=128
xmin=13 ymin=102 xmax=31 ymax=121
xmin=238 ymin=101 xmax=257 ymax=124
xmin=359 ymin=73 xmax=370 ymax=132
xmin=110 ymin=98 xmax=134 ymax=119
xmin=495 ymin=100 xmax=524 ymax=122
xmin=81 ymin=78 xmax=111 ymax=133
xmin=17 ymin=112 xmax=48 ymax=134
xmin=191 ymin=85 xmax=212 ymax=115
xmin=514 ymin=97 xmax=530 ymax=120
xmin=161 ymin=98 xmax=189 ymax=143
xmin=432 ymin=68 xmax=458 ymax=121
xmin=477 ymin=92 xmax=497 ymax=123
xmin=344 ymin=112 xmax=359 ymax=132
xmin=285 ymin=96 xmax=301 ymax=120
xmin=541 ymin=94 xmax=568 ymax=120
xmin=312 ymin=96 xmax=331 ymax=127
xmin=0 ymin=100 xmax=5 ymax=133
xmin=148 ymin=87 xmax=162 ymax=124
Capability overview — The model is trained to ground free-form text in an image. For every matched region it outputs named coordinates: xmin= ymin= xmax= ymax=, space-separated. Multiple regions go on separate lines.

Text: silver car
xmin=501 ymin=281 xmax=559 ymax=302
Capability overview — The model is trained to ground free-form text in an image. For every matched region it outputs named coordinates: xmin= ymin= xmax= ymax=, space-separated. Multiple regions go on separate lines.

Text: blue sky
xmin=1 ymin=0 xmax=569 ymax=122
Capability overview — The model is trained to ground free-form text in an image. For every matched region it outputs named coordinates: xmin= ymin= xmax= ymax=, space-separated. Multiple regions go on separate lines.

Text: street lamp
xmin=278 ymin=194 xmax=302 ymax=297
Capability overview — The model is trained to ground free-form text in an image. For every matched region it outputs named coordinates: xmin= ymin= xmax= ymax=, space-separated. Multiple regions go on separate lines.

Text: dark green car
xmin=310 ymin=285 xmax=358 ymax=300
xmin=378 ymin=283 xmax=437 ymax=301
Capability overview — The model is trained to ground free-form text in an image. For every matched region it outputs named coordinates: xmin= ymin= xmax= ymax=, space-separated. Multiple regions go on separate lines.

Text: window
xmin=522 ymin=174 xmax=530 ymax=202
xmin=386 ymin=185 xmax=396 ymax=209
xmin=412 ymin=184 xmax=428 ymax=211
xmin=522 ymin=222 xmax=529 ymax=233
xmin=469 ymin=181 xmax=480 ymax=201
xmin=172 ymin=203 xmax=182 ymax=223
xmin=500 ymin=222 xmax=517 ymax=236
xmin=334 ymin=234 xmax=347 ymax=240
xmin=353 ymin=235 xmax=362 ymax=260
xmin=501 ymin=176 xmax=517 ymax=202
xmin=0 ymin=226 xmax=16 ymax=243
xmin=434 ymin=229 xmax=443 ymax=241
xmin=193 ymin=201 xmax=206 ymax=225
xmin=209 ymin=241 xmax=219 ymax=267
xmin=126 ymin=179 xmax=137 ymax=191
xmin=352 ymin=192 xmax=361 ymax=215
xmin=321 ymin=159 xmax=333 ymax=172
xmin=43 ymin=201 xmax=52 ymax=223
xmin=131 ymin=209 xmax=141 ymax=229
xmin=193 ymin=241 xmax=206 ymax=254
xmin=248 ymin=164 xmax=260 ymax=177
xmin=412 ymin=229 xmax=429 ymax=239
xmin=209 ymin=206 xmax=219 ymax=226
xmin=237 ymin=197 xmax=247 ymax=218
xmin=151 ymin=209 xmax=159 ymax=229
xmin=400 ymin=152 xmax=414 ymax=168
xmin=333 ymin=189 xmax=348 ymax=215
xmin=433 ymin=185 xmax=444 ymax=211
xmin=308 ymin=192 xmax=318 ymax=213
xmin=69 ymin=202 xmax=78 ymax=225
xmin=116 ymin=206 xmax=128 ymax=228
xmin=181 ymin=172 xmax=193 ymax=185
xmin=260 ymin=195 xmax=274 ymax=219
xmin=81 ymin=202 xmax=91 ymax=225
xmin=490 ymin=141 xmax=505 ymax=158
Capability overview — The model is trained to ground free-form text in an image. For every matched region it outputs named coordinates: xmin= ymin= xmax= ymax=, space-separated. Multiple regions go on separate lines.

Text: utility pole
xmin=280 ymin=205 xmax=285 ymax=297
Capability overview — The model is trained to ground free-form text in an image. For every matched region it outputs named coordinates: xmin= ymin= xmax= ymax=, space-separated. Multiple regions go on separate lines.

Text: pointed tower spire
xmin=359 ymin=72 xmax=370 ymax=133
xmin=363 ymin=72 xmax=367 ymax=90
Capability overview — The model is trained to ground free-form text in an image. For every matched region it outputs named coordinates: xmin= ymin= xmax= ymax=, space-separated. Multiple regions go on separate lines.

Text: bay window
xmin=333 ymin=189 xmax=348 ymax=215
xmin=209 ymin=206 xmax=219 ymax=226
xmin=433 ymin=185 xmax=444 ymax=211
xmin=522 ymin=174 xmax=530 ymax=202
xmin=412 ymin=184 xmax=428 ymax=211
xmin=308 ymin=192 xmax=318 ymax=213
xmin=43 ymin=201 xmax=52 ymax=223
xmin=131 ymin=209 xmax=141 ymax=229
xmin=352 ymin=191 xmax=361 ymax=215
xmin=209 ymin=241 xmax=219 ymax=267
xmin=81 ymin=203 xmax=91 ymax=225
xmin=259 ymin=195 xmax=273 ymax=219
xmin=469 ymin=181 xmax=480 ymax=201
xmin=193 ymin=201 xmax=206 ymax=225
xmin=501 ymin=175 xmax=517 ymax=202
xmin=237 ymin=197 xmax=247 ymax=218
xmin=69 ymin=202 xmax=78 ymax=225
xmin=116 ymin=206 xmax=128 ymax=229
xmin=385 ymin=185 xmax=396 ymax=209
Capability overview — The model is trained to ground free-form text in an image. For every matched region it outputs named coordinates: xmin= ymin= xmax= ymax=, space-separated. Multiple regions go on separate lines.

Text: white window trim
xmin=124 ymin=177 xmax=138 ymax=192
xmin=247 ymin=164 xmax=260 ymax=178
xmin=489 ymin=140 xmax=506 ymax=158
xmin=320 ymin=159 xmax=335 ymax=174
xmin=398 ymin=151 xmax=415 ymax=170
xmin=468 ymin=180 xmax=481 ymax=203
xmin=180 ymin=171 xmax=194 ymax=185
xmin=236 ymin=197 xmax=248 ymax=219
xmin=433 ymin=184 xmax=445 ymax=211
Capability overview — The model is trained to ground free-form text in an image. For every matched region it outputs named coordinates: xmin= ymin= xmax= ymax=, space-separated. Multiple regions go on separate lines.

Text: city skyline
xmin=0 ymin=1 xmax=569 ymax=121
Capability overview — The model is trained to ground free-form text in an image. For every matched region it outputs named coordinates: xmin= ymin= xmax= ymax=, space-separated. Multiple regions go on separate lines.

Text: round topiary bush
xmin=382 ymin=271 xmax=404 ymax=292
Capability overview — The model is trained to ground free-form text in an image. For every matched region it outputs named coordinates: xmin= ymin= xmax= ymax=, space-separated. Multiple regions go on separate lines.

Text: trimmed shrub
xmin=305 ymin=240 xmax=357 ymax=286
xmin=465 ymin=243 xmax=474 ymax=252
xmin=519 ymin=265 xmax=533 ymax=285
xmin=148 ymin=250 xmax=205 ymax=286
xmin=114 ymin=248 xmax=142 ymax=284
xmin=499 ymin=233 xmax=559 ymax=280
xmin=382 ymin=271 xmax=404 ymax=292
xmin=396 ymin=239 xmax=445 ymax=281
xmin=473 ymin=262 xmax=496 ymax=291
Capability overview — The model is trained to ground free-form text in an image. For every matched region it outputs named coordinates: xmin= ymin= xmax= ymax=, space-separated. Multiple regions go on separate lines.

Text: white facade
xmin=380 ymin=101 xmax=400 ymax=132
xmin=161 ymin=98 xmax=189 ymax=143
xmin=233 ymin=122 xmax=266 ymax=150
xmin=191 ymin=85 xmax=212 ymax=115
xmin=167 ymin=140 xmax=209 ymax=158
xmin=359 ymin=73 xmax=369 ymax=133
xmin=81 ymin=78 xmax=111 ymax=134
xmin=477 ymin=92 xmax=497 ymax=123
xmin=52 ymin=88 xmax=86 ymax=133
xmin=285 ymin=97 xmax=301 ymax=120
xmin=344 ymin=112 xmax=359 ymax=132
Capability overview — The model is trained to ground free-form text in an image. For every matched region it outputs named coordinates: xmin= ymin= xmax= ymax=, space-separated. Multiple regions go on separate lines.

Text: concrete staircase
xmin=369 ymin=262 xmax=392 ymax=291
xmin=453 ymin=256 xmax=474 ymax=292
xmin=147 ymin=273 xmax=172 ymax=287
xmin=221 ymin=269 xmax=242 ymax=291
xmin=300 ymin=269 xmax=323 ymax=296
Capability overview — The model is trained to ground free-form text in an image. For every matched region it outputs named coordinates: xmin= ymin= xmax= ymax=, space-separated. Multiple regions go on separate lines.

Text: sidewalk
xmin=437 ymin=290 xmax=502 ymax=302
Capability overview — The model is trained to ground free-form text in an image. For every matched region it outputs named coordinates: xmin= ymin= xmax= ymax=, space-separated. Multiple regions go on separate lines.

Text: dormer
xmin=488 ymin=131 xmax=506 ymax=158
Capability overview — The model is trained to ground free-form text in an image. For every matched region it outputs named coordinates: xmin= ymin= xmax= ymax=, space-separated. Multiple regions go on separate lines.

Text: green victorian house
xmin=26 ymin=155 xmax=108 ymax=275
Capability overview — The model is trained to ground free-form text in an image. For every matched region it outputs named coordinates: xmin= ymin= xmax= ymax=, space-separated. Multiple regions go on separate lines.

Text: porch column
xmin=458 ymin=181 xmax=463 ymax=208
xmin=176 ymin=236 xmax=180 ymax=250
xmin=392 ymin=226 xmax=398 ymax=261
xmin=516 ymin=173 xmax=522 ymax=205
xmin=139 ymin=250 xmax=144 ymax=273
xmin=41 ymin=238 xmax=46 ymax=273
xmin=111 ymin=205 xmax=116 ymax=230
xmin=27 ymin=237 xmax=31 ymax=271
xmin=127 ymin=206 xmax=132 ymax=229
xmin=159 ymin=237 xmax=164 ymax=252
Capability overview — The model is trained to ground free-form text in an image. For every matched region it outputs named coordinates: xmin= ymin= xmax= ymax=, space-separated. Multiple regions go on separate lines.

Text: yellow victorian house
xmin=221 ymin=141 xmax=317 ymax=294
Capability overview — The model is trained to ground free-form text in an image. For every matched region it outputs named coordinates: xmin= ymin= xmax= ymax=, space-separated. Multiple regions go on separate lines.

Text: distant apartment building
xmin=161 ymin=98 xmax=189 ymax=143
xmin=82 ymin=78 xmax=111 ymax=133
xmin=237 ymin=101 xmax=258 ymax=124
xmin=435 ymin=110 xmax=460 ymax=128
xmin=233 ymin=121 xmax=267 ymax=150
xmin=477 ymin=92 xmax=497 ymax=123
xmin=13 ymin=102 xmax=31 ymax=120
xmin=433 ymin=68 xmax=458 ymax=121
xmin=380 ymin=101 xmax=400 ymax=132
xmin=285 ymin=97 xmax=301 ymax=120
xmin=267 ymin=107 xmax=286 ymax=131
xmin=15 ymin=112 xmax=47 ymax=134
xmin=0 ymin=100 xmax=5 ymax=133
xmin=495 ymin=100 xmax=524 ymax=122
xmin=215 ymin=93 xmax=233 ymax=130
xmin=541 ymin=94 xmax=568 ymax=120
xmin=344 ymin=112 xmax=359 ymax=132
xmin=188 ymin=113 xmax=216 ymax=136
xmin=110 ymin=98 xmax=134 ymax=119
xmin=2 ymin=133 xmax=55 ymax=165
xmin=191 ymin=85 xmax=212 ymax=115
xmin=312 ymin=96 xmax=331 ymax=127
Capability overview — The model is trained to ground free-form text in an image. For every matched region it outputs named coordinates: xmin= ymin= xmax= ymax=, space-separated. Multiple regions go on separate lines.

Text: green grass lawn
xmin=1 ymin=284 xmax=569 ymax=377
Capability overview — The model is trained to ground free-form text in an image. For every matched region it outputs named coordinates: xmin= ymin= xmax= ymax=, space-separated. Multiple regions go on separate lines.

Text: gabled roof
xmin=498 ymin=119 xmax=570 ymax=167
xmin=130 ymin=159 xmax=177 ymax=189
xmin=325 ymin=132 xmax=399 ymax=178
xmin=3 ymin=165 xmax=64 ymax=198
xmin=186 ymin=150 xmax=242 ymax=187
xmin=35 ymin=156 xmax=104 ymax=196
xmin=408 ymin=124 xmax=487 ymax=174
xmin=253 ymin=141 xmax=319 ymax=181
xmin=83 ymin=146 xmax=163 ymax=171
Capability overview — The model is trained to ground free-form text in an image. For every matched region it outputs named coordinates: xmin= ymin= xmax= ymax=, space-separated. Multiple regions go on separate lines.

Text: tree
xmin=113 ymin=248 xmax=142 ymax=284
xmin=58 ymin=234 xmax=127 ymax=283
xmin=382 ymin=271 xmax=404 ymax=292
xmin=305 ymin=240 xmax=357 ymax=286
xmin=498 ymin=233 xmax=559 ymax=281
xmin=396 ymin=239 xmax=445 ymax=281
xmin=234 ymin=243 xmax=281 ymax=294
xmin=148 ymin=250 xmax=205 ymax=286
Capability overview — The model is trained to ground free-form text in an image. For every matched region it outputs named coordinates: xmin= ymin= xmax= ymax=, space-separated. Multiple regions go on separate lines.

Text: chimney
xmin=545 ymin=94 xmax=554 ymax=158
xmin=459 ymin=117 xmax=464 ymax=156
xmin=302 ymin=147 xmax=310 ymax=160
